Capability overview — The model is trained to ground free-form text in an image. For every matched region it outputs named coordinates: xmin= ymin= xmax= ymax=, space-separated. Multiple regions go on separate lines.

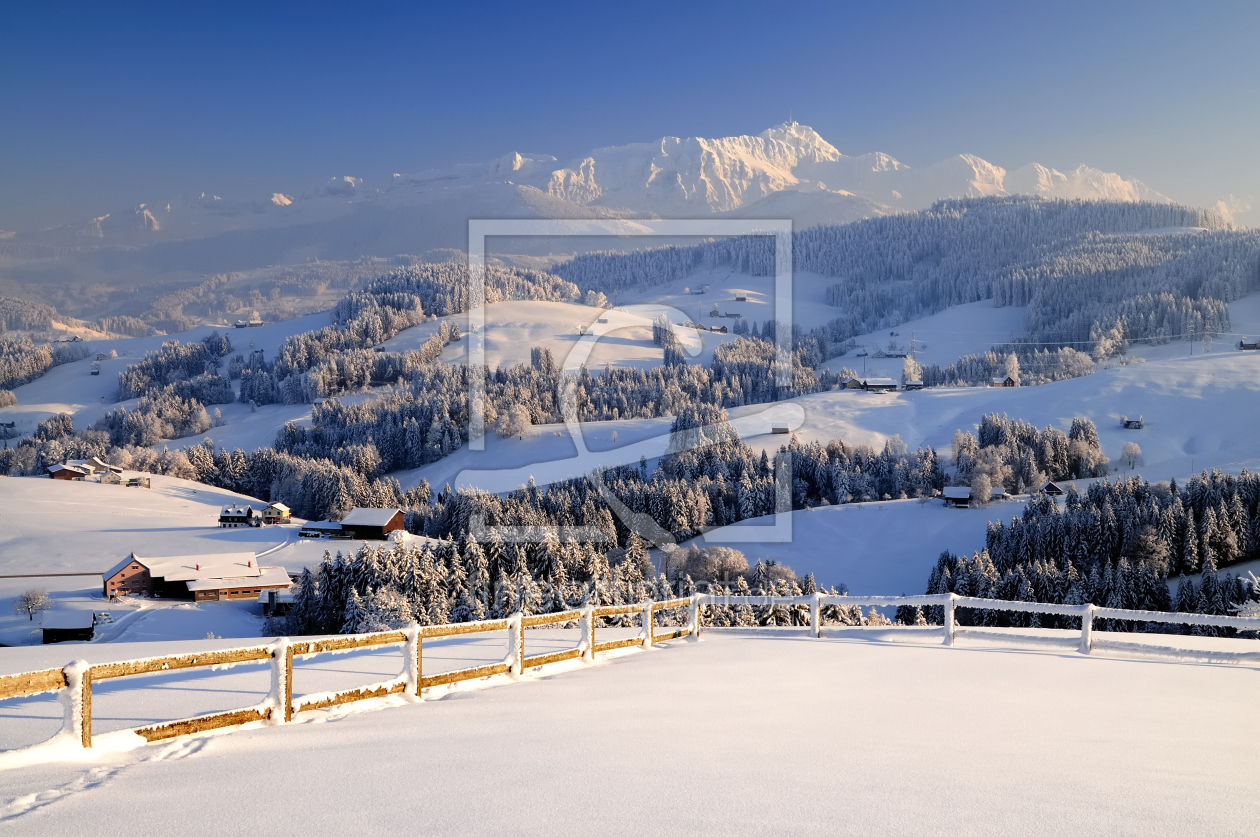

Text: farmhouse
xmin=1039 ymin=481 xmax=1066 ymax=496
xmin=902 ymin=380 xmax=925 ymax=391
xmin=261 ymin=501 xmax=291 ymax=525
xmin=219 ymin=503 xmax=259 ymax=528
xmin=991 ymin=376 xmax=1018 ymax=387
xmin=990 ymin=486 xmax=1008 ymax=500
xmin=100 ymin=471 xmax=123 ymax=485
xmin=101 ymin=552 xmax=291 ymax=601
xmin=942 ymin=487 xmax=971 ymax=508
xmin=42 ymin=611 xmax=96 ymax=644
xmin=844 ymin=377 xmax=865 ymax=390
xmin=340 ymin=507 xmax=405 ymax=540
xmin=47 ymin=464 xmax=91 ymax=480
xmin=863 ymin=378 xmax=898 ymax=393
xmin=1239 ymin=339 xmax=1259 ymax=351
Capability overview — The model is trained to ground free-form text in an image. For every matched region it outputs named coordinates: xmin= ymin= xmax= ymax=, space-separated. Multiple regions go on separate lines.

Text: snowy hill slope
xmin=2 ymin=631 xmax=1255 ymax=835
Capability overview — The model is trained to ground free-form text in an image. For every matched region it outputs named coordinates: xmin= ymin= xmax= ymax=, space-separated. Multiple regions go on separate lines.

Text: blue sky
xmin=2 ymin=1 xmax=1257 ymax=230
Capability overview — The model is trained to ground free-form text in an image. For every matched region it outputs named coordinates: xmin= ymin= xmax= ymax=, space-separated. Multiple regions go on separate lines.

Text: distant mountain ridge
xmin=4 ymin=123 xmax=1192 ymax=289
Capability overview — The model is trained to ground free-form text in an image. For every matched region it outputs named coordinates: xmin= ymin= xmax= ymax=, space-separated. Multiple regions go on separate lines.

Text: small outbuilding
xmin=990 ymin=486 xmax=1008 ymax=501
xmin=902 ymin=380 xmax=925 ymax=391
xmin=1039 ymin=481 xmax=1066 ymax=496
xmin=299 ymin=520 xmax=348 ymax=539
xmin=1121 ymin=416 xmax=1144 ymax=429
xmin=1239 ymin=339 xmax=1259 ymax=351
xmin=943 ymin=487 xmax=972 ymax=508
xmin=42 ymin=612 xmax=96 ymax=644
xmin=991 ymin=376 xmax=1018 ymax=388
xmin=100 ymin=471 xmax=123 ymax=485
xmin=340 ymin=508 xmax=405 ymax=540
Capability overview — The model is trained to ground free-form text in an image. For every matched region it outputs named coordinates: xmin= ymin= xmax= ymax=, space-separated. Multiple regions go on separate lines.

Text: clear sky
xmin=2 ymin=0 xmax=1257 ymax=231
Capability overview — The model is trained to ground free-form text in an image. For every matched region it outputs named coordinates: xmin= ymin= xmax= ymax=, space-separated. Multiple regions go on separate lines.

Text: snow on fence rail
xmin=0 ymin=598 xmax=699 ymax=752
xmin=3 ymin=594 xmax=1257 ymax=755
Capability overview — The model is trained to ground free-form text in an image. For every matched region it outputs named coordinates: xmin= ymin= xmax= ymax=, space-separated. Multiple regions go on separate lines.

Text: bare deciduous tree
xmin=15 ymin=588 xmax=50 ymax=621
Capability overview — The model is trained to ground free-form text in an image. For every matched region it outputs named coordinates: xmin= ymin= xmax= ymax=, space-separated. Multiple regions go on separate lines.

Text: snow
xmin=1 ymin=630 xmax=1255 ymax=834
xmin=676 ymin=498 xmax=1023 ymax=592
xmin=0 ymin=475 xmax=296 ymax=576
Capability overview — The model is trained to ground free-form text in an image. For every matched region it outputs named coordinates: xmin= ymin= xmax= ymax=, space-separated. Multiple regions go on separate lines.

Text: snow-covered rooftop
xmin=136 ymin=552 xmax=261 ymax=582
xmin=184 ymin=566 xmax=290 ymax=591
xmin=341 ymin=508 xmax=402 ymax=527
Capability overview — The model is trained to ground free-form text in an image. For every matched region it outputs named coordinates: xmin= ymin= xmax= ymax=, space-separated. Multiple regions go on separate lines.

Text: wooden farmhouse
xmin=100 ymin=471 xmax=123 ymax=485
xmin=261 ymin=501 xmax=292 ymax=525
xmin=102 ymin=552 xmax=291 ymax=602
xmin=1039 ymin=480 xmax=1066 ymax=496
xmin=942 ymin=487 xmax=972 ymax=508
xmin=47 ymin=464 xmax=91 ymax=480
xmin=991 ymin=376 xmax=1018 ymax=387
xmin=219 ymin=503 xmax=259 ymax=528
xmin=340 ymin=507 xmax=405 ymax=540
xmin=902 ymin=380 xmax=925 ymax=391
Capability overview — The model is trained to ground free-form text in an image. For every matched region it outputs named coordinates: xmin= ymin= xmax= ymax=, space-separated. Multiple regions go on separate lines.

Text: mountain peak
xmin=759 ymin=121 xmax=841 ymax=163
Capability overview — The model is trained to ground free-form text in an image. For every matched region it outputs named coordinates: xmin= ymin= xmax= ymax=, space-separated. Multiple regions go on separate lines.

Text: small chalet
xmin=1239 ymin=339 xmax=1259 ymax=351
xmin=991 ymin=376 xmax=1018 ymax=387
xmin=990 ymin=485 xmax=1008 ymax=500
xmin=261 ymin=501 xmax=291 ymax=525
xmin=863 ymin=378 xmax=898 ymax=393
xmin=771 ymin=426 xmax=790 ymax=435
xmin=47 ymin=464 xmax=91 ymax=481
xmin=42 ymin=611 xmax=96 ymax=644
xmin=902 ymin=380 xmax=925 ymax=391
xmin=844 ymin=377 xmax=865 ymax=390
xmin=340 ymin=507 xmax=405 ymax=540
xmin=102 ymin=552 xmax=291 ymax=601
xmin=1039 ymin=481 xmax=1066 ymax=496
xmin=1121 ymin=416 xmax=1144 ymax=429
xmin=219 ymin=503 xmax=259 ymax=528
xmin=942 ymin=486 xmax=971 ymax=508
xmin=100 ymin=471 xmax=123 ymax=485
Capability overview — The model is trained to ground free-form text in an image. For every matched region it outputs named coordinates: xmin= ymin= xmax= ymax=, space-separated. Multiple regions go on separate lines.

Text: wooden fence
xmin=5 ymin=592 xmax=1256 ymax=754
xmin=0 ymin=598 xmax=699 ymax=750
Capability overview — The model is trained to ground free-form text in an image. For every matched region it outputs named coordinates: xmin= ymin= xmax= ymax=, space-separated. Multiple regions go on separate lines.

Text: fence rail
xmin=5 ymin=592 xmax=1259 ymax=755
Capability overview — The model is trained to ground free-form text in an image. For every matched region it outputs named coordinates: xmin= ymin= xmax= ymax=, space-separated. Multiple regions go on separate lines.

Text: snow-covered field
xmin=1 ymin=630 xmax=1255 ymax=834
xmin=677 ymin=498 xmax=1025 ymax=592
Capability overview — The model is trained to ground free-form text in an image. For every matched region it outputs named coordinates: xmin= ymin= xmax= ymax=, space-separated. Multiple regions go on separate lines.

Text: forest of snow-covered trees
xmin=925 ymin=470 xmax=1260 ymax=632
xmin=0 ymin=338 xmax=89 ymax=391
xmin=554 ymin=197 xmax=1259 ymax=362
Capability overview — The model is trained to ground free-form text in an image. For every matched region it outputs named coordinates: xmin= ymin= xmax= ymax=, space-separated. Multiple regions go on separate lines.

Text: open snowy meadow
xmin=1 ymin=629 xmax=1256 ymax=835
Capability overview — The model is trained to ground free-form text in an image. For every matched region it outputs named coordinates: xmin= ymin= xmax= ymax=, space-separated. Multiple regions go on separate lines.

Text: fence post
xmin=1079 ymin=605 xmax=1095 ymax=654
xmin=270 ymin=638 xmax=293 ymax=723
xmin=687 ymin=596 xmax=700 ymax=640
xmin=810 ymin=593 xmax=823 ymax=638
xmin=509 ymin=612 xmax=524 ymax=675
xmin=61 ymin=660 xmax=90 ymax=748
xmin=642 ymin=600 xmax=654 ymax=649
xmin=403 ymin=624 xmax=422 ymax=697
xmin=580 ymin=604 xmax=595 ymax=663
xmin=943 ymin=594 xmax=956 ymax=646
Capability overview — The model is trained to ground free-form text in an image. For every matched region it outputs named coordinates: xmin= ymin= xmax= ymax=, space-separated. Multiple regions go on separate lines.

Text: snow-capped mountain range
xmin=15 ymin=123 xmax=1176 ymax=276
